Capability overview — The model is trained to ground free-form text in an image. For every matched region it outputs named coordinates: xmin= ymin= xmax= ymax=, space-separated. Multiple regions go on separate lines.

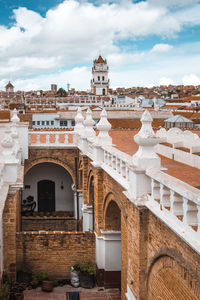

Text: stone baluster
xmin=126 ymin=164 xmax=129 ymax=181
xmin=36 ymin=133 xmax=40 ymax=145
xmin=183 ymin=198 xmax=198 ymax=230
xmin=160 ymin=184 xmax=170 ymax=211
xmin=151 ymin=179 xmax=160 ymax=203
xmin=46 ymin=133 xmax=50 ymax=145
xmin=170 ymin=191 xmax=183 ymax=219
xmin=55 ymin=133 xmax=59 ymax=144
xmin=28 ymin=133 xmax=31 ymax=145
xmin=65 ymin=133 xmax=69 ymax=144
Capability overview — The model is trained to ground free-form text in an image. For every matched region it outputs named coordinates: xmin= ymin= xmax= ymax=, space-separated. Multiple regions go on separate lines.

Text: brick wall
xmin=85 ymin=159 xmax=200 ymax=300
xmin=3 ymin=190 xmax=20 ymax=279
xmin=19 ymin=113 xmax=32 ymax=128
xmin=16 ymin=232 xmax=95 ymax=279
xmin=127 ymin=204 xmax=200 ymax=300
xmin=109 ymin=119 xmax=164 ymax=129
xmin=148 ymin=255 xmax=200 ymax=300
xmin=21 ymin=217 xmax=77 ymax=231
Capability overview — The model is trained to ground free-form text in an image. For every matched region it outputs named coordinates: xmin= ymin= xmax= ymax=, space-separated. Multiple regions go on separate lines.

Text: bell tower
xmin=91 ymin=55 xmax=109 ymax=96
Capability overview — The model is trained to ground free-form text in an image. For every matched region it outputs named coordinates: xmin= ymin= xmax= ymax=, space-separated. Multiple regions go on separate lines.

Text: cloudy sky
xmin=0 ymin=0 xmax=200 ymax=91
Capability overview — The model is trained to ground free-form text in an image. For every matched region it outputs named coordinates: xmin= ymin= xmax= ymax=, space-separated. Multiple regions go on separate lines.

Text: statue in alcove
xmin=22 ymin=195 xmax=36 ymax=214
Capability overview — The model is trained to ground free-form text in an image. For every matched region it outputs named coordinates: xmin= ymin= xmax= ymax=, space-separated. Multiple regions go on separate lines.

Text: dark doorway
xmin=89 ymin=177 xmax=95 ymax=231
xmin=38 ymin=180 xmax=55 ymax=212
xmin=102 ymin=88 xmax=106 ymax=95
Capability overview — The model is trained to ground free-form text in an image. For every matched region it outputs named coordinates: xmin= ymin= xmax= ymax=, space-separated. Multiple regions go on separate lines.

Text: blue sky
xmin=0 ymin=0 xmax=200 ymax=91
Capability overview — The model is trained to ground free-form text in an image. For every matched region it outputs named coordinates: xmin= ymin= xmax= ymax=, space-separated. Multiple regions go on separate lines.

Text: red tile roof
xmin=110 ymin=129 xmax=200 ymax=188
xmin=95 ymin=55 xmax=106 ymax=64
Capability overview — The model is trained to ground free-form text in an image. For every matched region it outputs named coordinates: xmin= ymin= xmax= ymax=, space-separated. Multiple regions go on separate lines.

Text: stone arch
xmin=147 ymin=249 xmax=200 ymax=300
xmin=24 ymin=157 xmax=75 ymax=184
xmin=105 ymin=200 xmax=121 ymax=231
xmin=103 ymin=191 xmax=127 ymax=226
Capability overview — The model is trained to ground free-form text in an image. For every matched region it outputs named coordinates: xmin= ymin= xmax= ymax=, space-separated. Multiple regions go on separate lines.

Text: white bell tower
xmin=91 ymin=55 xmax=109 ymax=96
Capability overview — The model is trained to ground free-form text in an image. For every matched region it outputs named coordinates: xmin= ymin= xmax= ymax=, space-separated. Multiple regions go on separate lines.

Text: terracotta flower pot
xmin=42 ymin=280 xmax=53 ymax=292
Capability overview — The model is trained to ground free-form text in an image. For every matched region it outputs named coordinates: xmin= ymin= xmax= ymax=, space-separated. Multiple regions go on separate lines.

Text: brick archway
xmin=103 ymin=191 xmax=127 ymax=227
xmin=105 ymin=200 xmax=121 ymax=231
xmin=148 ymin=254 xmax=200 ymax=300
xmin=24 ymin=157 xmax=75 ymax=184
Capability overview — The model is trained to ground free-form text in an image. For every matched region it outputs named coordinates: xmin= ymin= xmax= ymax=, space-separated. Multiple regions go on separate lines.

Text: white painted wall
xmin=22 ymin=162 xmax=74 ymax=211
xmin=96 ymin=231 xmax=121 ymax=271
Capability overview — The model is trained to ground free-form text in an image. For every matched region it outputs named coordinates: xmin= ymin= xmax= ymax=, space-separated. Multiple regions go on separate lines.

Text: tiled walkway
xmin=23 ymin=285 xmax=121 ymax=300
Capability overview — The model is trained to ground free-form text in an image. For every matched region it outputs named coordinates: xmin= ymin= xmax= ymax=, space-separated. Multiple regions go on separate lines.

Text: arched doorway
xmin=105 ymin=200 xmax=121 ymax=231
xmin=23 ymin=162 xmax=74 ymax=212
xmin=89 ymin=176 xmax=94 ymax=230
xmin=38 ymin=180 xmax=55 ymax=212
xmin=148 ymin=256 xmax=200 ymax=300
xmin=102 ymin=88 xmax=106 ymax=95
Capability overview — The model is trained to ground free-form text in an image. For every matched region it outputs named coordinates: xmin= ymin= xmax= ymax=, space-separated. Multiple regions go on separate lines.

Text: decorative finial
xmin=11 ymin=108 xmax=19 ymax=124
xmin=74 ymin=107 xmax=84 ymax=134
xmin=1 ymin=127 xmax=14 ymax=156
xmin=132 ymin=110 xmax=160 ymax=168
xmin=84 ymin=108 xmax=96 ymax=139
xmin=96 ymin=109 xmax=112 ymax=145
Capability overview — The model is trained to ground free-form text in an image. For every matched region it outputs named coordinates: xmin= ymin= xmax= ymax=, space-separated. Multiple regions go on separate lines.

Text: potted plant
xmin=79 ymin=262 xmax=96 ymax=289
xmin=0 ymin=281 xmax=10 ymax=299
xmin=41 ymin=273 xmax=54 ymax=292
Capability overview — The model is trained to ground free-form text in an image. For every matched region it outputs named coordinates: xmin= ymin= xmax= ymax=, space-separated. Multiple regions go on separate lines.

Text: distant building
xmin=51 ymin=84 xmax=57 ymax=92
xmin=5 ymin=81 xmax=14 ymax=92
xmin=164 ymin=114 xmax=194 ymax=129
xmin=91 ymin=55 xmax=109 ymax=96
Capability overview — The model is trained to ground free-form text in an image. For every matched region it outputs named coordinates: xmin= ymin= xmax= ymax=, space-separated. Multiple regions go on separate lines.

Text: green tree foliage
xmin=57 ymin=87 xmax=67 ymax=97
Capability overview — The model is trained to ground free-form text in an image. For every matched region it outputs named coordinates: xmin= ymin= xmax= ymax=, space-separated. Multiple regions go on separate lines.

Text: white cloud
xmin=159 ymin=77 xmax=174 ymax=86
xmin=151 ymin=43 xmax=173 ymax=53
xmin=148 ymin=0 xmax=199 ymax=8
xmin=182 ymin=74 xmax=200 ymax=85
xmin=0 ymin=0 xmax=200 ymax=89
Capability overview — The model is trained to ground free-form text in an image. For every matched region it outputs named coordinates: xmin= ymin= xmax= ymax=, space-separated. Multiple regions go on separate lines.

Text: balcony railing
xmin=28 ymin=131 xmax=74 ymax=146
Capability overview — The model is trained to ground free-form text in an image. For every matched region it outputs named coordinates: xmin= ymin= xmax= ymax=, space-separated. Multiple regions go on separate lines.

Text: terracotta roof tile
xmin=110 ymin=129 xmax=200 ymax=188
xmin=95 ymin=55 xmax=106 ymax=64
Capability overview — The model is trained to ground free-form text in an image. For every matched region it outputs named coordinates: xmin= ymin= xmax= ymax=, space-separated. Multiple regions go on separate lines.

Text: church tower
xmin=91 ymin=55 xmax=109 ymax=96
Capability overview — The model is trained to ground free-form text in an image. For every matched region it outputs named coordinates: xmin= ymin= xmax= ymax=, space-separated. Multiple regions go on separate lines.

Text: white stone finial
xmin=132 ymin=110 xmax=161 ymax=168
xmin=84 ymin=108 xmax=96 ymax=139
xmin=74 ymin=107 xmax=84 ymax=134
xmin=96 ymin=108 xmax=112 ymax=145
xmin=1 ymin=128 xmax=14 ymax=156
xmin=11 ymin=108 xmax=19 ymax=124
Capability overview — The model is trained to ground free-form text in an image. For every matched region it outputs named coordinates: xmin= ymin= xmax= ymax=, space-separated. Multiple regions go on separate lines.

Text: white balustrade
xmin=146 ymin=168 xmax=200 ymax=253
xmin=28 ymin=131 xmax=74 ymax=147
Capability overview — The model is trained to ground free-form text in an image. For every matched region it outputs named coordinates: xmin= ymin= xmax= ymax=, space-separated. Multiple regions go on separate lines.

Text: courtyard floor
xmin=23 ymin=285 xmax=121 ymax=300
